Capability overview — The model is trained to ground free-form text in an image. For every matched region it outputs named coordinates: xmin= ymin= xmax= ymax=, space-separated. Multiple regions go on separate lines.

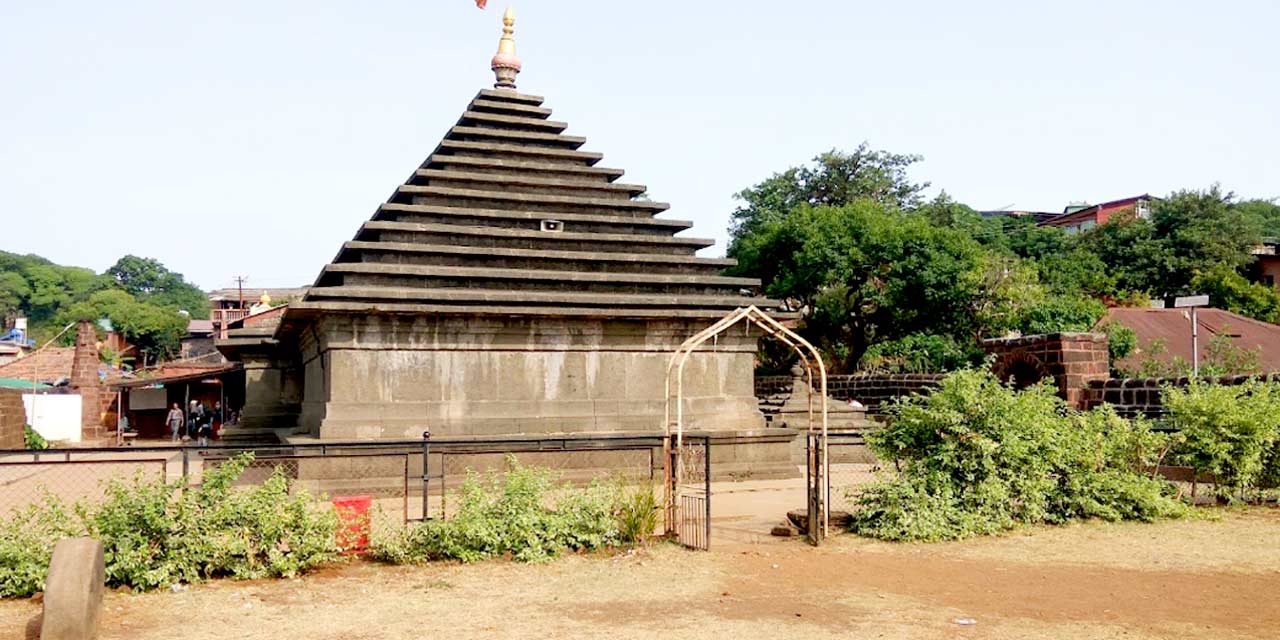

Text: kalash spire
xmin=490 ymin=7 xmax=521 ymax=90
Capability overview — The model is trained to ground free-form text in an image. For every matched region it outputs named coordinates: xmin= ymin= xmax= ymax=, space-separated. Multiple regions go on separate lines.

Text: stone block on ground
xmin=40 ymin=537 xmax=105 ymax=640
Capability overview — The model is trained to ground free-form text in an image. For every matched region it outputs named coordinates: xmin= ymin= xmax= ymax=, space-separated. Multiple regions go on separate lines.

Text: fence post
xmin=703 ymin=435 xmax=711 ymax=550
xmin=181 ymin=448 xmax=189 ymax=481
xmin=421 ymin=430 xmax=431 ymax=520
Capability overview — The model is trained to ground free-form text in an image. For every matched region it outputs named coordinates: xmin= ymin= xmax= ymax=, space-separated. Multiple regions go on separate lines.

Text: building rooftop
xmin=0 ymin=346 xmax=76 ymax=385
xmin=1100 ymin=307 xmax=1280 ymax=373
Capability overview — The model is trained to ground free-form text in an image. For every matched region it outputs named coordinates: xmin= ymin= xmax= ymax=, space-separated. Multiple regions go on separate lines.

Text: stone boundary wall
xmin=0 ymin=389 xmax=26 ymax=449
xmin=1083 ymin=374 xmax=1264 ymax=417
xmin=755 ymin=374 xmax=943 ymax=414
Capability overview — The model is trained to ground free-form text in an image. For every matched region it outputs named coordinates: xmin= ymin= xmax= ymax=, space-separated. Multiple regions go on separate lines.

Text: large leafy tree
xmin=106 ymin=255 xmax=209 ymax=318
xmin=60 ymin=289 xmax=189 ymax=361
xmin=1077 ymin=186 xmax=1259 ymax=296
xmin=728 ymin=144 xmax=928 ymax=246
xmin=732 ymin=202 xmax=988 ymax=371
xmin=1191 ymin=264 xmax=1280 ymax=323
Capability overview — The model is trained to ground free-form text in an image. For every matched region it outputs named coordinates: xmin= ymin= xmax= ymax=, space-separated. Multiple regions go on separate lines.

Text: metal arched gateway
xmin=663 ymin=306 xmax=831 ymax=548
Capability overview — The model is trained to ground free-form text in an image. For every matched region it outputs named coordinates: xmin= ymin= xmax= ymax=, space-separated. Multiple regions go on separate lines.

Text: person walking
xmin=197 ymin=403 xmax=213 ymax=447
xmin=166 ymin=403 xmax=185 ymax=443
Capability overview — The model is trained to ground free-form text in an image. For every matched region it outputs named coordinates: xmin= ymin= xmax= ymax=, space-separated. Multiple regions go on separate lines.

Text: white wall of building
xmin=22 ymin=394 xmax=81 ymax=443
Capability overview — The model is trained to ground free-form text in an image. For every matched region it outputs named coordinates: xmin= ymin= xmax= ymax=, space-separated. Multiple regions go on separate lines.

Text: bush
xmin=0 ymin=453 xmax=338 ymax=598
xmin=613 ymin=479 xmax=659 ymax=545
xmin=0 ymin=497 xmax=81 ymax=598
xmin=858 ymin=333 xmax=977 ymax=374
xmin=370 ymin=458 xmax=648 ymax=564
xmin=849 ymin=369 xmax=1187 ymax=541
xmin=1163 ymin=379 xmax=1280 ymax=496
xmin=24 ymin=425 xmax=47 ymax=450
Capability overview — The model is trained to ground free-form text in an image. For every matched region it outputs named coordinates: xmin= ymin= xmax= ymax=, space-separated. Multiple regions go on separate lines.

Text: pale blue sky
xmin=2 ymin=1 xmax=1277 ymax=290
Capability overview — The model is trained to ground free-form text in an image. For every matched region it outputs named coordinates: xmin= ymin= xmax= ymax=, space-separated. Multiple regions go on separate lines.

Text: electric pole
xmin=234 ymin=275 xmax=248 ymax=308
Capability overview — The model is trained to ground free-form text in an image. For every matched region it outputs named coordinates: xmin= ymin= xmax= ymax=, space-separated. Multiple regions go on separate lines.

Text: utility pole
xmin=234 ymin=275 xmax=248 ymax=308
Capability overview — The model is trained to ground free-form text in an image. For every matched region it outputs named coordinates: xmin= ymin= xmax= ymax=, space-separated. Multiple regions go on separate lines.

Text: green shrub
xmin=0 ymin=496 xmax=81 ymax=598
xmin=849 ymin=369 xmax=1187 ymax=541
xmin=613 ymin=478 xmax=659 ymax=545
xmin=0 ymin=453 xmax=338 ymax=598
xmin=1163 ymin=379 xmax=1280 ymax=496
xmin=23 ymin=425 xmax=47 ymax=450
xmin=370 ymin=457 xmax=631 ymax=564
xmin=858 ymin=333 xmax=977 ymax=374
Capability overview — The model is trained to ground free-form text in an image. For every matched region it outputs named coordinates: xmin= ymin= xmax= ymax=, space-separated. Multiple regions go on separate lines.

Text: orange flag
xmin=476 ymin=0 xmax=487 ymax=8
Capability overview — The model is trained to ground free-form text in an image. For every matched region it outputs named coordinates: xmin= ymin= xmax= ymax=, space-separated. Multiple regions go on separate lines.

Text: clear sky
xmin=2 ymin=1 xmax=1277 ymax=290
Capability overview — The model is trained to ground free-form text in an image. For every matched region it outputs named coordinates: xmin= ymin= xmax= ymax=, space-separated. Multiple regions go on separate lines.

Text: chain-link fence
xmin=823 ymin=432 xmax=880 ymax=515
xmin=418 ymin=437 xmax=663 ymax=521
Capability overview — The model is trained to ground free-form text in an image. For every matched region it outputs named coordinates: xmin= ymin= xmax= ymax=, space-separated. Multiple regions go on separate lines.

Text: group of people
xmin=164 ymin=400 xmax=223 ymax=447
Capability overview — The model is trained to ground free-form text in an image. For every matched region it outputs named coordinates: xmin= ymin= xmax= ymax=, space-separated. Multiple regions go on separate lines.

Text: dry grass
xmin=2 ymin=509 xmax=1279 ymax=640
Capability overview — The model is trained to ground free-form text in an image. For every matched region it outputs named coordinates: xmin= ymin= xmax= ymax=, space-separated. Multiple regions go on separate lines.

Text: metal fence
xmin=0 ymin=434 xmax=674 ymax=530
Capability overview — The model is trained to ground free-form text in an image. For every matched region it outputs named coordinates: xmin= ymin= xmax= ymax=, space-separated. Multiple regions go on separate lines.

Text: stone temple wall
xmin=293 ymin=314 xmax=765 ymax=440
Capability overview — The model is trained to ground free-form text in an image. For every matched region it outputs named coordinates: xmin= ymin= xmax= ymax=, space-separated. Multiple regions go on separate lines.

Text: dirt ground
xmin=4 ymin=507 xmax=1279 ymax=640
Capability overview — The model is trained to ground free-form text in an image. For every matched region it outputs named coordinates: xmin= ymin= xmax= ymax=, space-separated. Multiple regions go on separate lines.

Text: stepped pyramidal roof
xmin=290 ymin=8 xmax=774 ymax=321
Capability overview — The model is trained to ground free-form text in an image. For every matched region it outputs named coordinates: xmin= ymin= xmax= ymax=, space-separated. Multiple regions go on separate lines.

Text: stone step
xmin=360 ymin=220 xmax=712 ymax=254
xmin=449 ymin=126 xmax=586 ymax=149
xmin=468 ymin=98 xmax=553 ymax=118
xmin=303 ymin=285 xmax=771 ymax=309
xmin=323 ymin=262 xmax=758 ymax=288
xmin=458 ymin=110 xmax=567 ymax=133
xmin=395 ymin=185 xmax=670 ymax=216
xmin=425 ymin=154 xmax=623 ymax=181
xmin=322 ymin=263 xmax=757 ymax=296
xmin=438 ymin=139 xmax=602 ymax=165
xmin=289 ymin=300 xmax=763 ymax=320
xmin=375 ymin=203 xmax=690 ymax=235
xmin=414 ymin=168 xmax=644 ymax=197
xmin=344 ymin=240 xmax=735 ymax=276
xmin=477 ymin=88 xmax=545 ymax=106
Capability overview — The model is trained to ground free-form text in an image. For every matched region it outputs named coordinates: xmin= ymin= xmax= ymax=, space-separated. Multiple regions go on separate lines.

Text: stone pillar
xmin=0 ymin=389 xmax=26 ymax=449
xmin=68 ymin=320 xmax=103 ymax=441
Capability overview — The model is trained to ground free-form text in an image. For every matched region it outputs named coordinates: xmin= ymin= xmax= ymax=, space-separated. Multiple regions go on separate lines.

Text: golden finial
xmin=259 ymin=292 xmax=271 ymax=306
xmin=491 ymin=6 xmax=521 ymax=90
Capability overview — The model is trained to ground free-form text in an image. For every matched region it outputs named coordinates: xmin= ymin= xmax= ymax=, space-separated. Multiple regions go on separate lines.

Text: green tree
xmin=1233 ymin=198 xmax=1280 ymax=239
xmin=1190 ymin=263 xmax=1280 ymax=323
xmin=728 ymin=144 xmax=928 ymax=245
xmin=732 ymin=202 xmax=985 ymax=371
xmin=106 ymin=255 xmax=209 ymax=319
xmin=61 ymin=289 xmax=189 ymax=360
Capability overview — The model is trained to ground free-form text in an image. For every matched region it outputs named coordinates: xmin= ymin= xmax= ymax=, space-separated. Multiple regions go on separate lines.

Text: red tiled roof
xmin=0 ymin=347 xmax=76 ymax=384
xmin=1099 ymin=307 xmax=1280 ymax=373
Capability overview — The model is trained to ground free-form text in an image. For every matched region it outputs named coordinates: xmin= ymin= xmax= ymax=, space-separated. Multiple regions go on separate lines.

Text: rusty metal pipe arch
xmin=662 ymin=306 xmax=830 ymax=537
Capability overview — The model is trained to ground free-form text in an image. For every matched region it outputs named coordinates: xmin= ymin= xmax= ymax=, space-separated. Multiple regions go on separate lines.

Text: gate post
xmin=703 ymin=434 xmax=712 ymax=550
xmin=421 ymin=430 xmax=431 ymax=520
xmin=806 ymin=432 xmax=825 ymax=546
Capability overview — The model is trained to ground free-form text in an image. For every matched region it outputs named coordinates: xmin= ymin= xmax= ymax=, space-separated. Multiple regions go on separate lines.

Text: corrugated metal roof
xmin=1100 ymin=307 xmax=1280 ymax=373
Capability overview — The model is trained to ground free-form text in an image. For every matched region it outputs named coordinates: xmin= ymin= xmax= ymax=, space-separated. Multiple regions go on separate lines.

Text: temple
xmin=219 ymin=8 xmax=791 ymax=472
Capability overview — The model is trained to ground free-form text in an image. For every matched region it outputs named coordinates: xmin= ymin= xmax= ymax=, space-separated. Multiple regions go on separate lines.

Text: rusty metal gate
xmin=665 ymin=434 xmax=711 ymax=550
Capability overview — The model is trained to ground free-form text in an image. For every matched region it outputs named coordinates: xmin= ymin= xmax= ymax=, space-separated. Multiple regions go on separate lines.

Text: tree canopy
xmin=728 ymin=146 xmax=1278 ymax=374
xmin=0 ymin=251 xmax=203 ymax=361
